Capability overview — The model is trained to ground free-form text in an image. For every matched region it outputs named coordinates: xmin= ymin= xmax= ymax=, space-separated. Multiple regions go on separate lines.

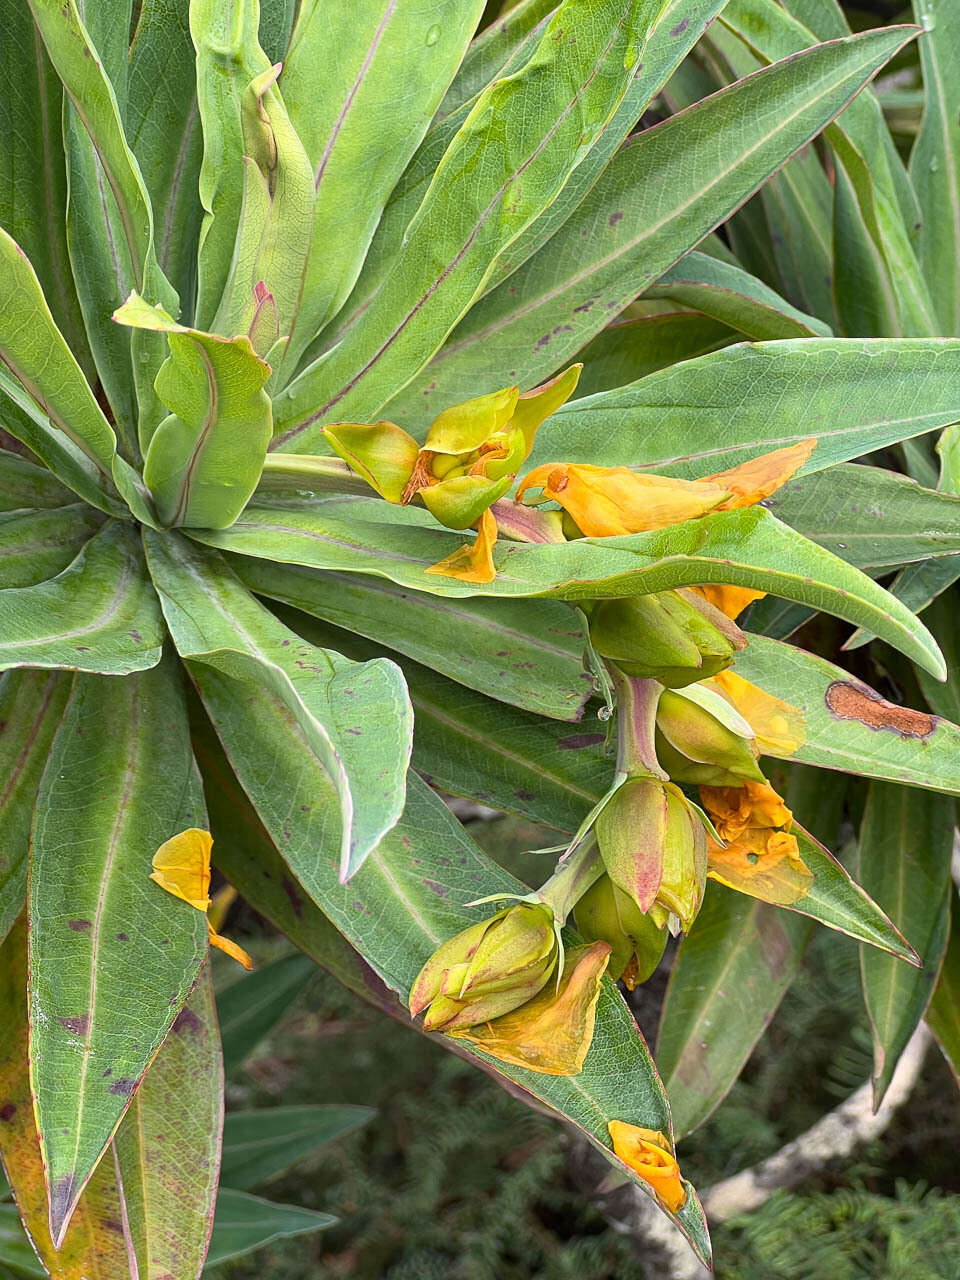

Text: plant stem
xmin=537 ymin=839 xmax=604 ymax=921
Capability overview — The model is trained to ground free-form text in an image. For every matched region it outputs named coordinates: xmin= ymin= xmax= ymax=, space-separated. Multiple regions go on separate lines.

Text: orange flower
xmin=607 ymin=1122 xmax=687 ymax=1212
xmin=689 ymin=583 xmax=766 ymax=621
xmin=424 ymin=506 xmax=499 ymax=584
xmin=707 ymin=670 xmax=806 ymax=757
xmin=699 ymin=780 xmax=812 ymax=905
xmin=151 ymin=829 xmax=252 ymax=969
xmin=706 ymin=439 xmax=817 ymax=508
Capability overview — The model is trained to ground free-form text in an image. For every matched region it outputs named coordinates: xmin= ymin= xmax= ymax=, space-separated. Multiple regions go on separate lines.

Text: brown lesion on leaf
xmin=825 ymin=681 xmax=936 ymax=739
xmin=57 ymin=1015 xmax=90 ymax=1035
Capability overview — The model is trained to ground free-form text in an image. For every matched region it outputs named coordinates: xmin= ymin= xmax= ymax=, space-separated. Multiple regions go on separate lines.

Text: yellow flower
xmin=607 ymin=1122 xmax=687 ymax=1212
xmin=517 ymin=440 xmax=816 ymax=599
xmin=150 ymin=829 xmax=252 ymax=969
xmin=699 ymin=780 xmax=812 ymax=906
xmin=424 ymin=506 xmax=498 ymax=584
xmin=450 ymin=942 xmax=611 ymax=1076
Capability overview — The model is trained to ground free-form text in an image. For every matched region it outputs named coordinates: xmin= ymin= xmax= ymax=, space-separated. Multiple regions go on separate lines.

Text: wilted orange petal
xmin=518 ymin=463 xmax=729 ymax=536
xmin=708 ymin=439 xmax=816 ymax=509
xmin=151 ymin=829 xmax=251 ymax=968
xmin=450 ymin=942 xmax=611 ymax=1075
xmin=689 ymin=583 xmax=767 ymax=620
xmin=209 ymin=925 xmax=253 ymax=971
xmin=706 ymin=827 xmax=812 ymax=905
xmin=607 ymin=1121 xmax=687 ymax=1212
xmin=150 ymin=827 xmax=212 ymax=911
xmin=424 ymin=507 xmax=498 ymax=583
xmin=708 ymin=671 xmax=806 ymax=756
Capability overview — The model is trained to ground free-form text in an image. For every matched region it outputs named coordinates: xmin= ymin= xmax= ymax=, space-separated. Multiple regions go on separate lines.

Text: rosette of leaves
xmin=2 ymin=1 xmax=960 ymax=1275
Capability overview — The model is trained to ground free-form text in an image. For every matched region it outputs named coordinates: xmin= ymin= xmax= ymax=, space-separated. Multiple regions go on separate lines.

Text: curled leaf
xmin=151 ymin=829 xmax=252 ymax=969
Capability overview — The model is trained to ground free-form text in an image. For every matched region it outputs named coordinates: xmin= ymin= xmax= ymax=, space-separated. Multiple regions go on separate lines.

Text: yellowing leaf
xmin=151 ymin=829 xmax=252 ymax=969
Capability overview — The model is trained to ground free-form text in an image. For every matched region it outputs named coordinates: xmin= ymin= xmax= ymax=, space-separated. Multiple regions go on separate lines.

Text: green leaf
xmin=272 ymin=0 xmax=663 ymax=445
xmin=192 ymin=691 xmax=711 ymax=1259
xmin=28 ymin=0 xmax=179 ymax=448
xmin=0 ymin=919 xmax=132 ymax=1279
xmin=916 ymin=587 xmax=960 ymax=722
xmin=332 ymin=0 xmax=728 ymax=379
xmin=926 ymin=890 xmax=960 ymax=1086
xmin=0 ymin=506 xmax=105 ymax=589
xmin=766 ymin=464 xmax=960 ymax=570
xmin=0 ymin=671 xmax=70 ymax=947
xmin=658 ymin=884 xmax=812 ymax=1137
xmin=0 ymin=1204 xmax=44 ymax=1278
xmin=196 ymin=502 xmax=946 ymax=679
xmin=533 ymin=338 xmax=960 ymax=480
xmin=857 ymin=781 xmax=955 ymax=1106
xmin=234 ymin=558 xmax=595 ymax=721
xmin=114 ymin=967 xmax=223 ymax=1280
xmin=220 ymin=1104 xmax=373 ymax=1191
xmin=572 ymin=311 xmax=736 ymax=399
xmin=277 ymin=0 xmax=485 ymax=374
xmin=0 ymin=228 xmax=128 ymax=515
xmin=438 ymin=0 xmax=557 ymax=121
xmin=205 ymin=1188 xmax=336 ymax=1268
xmin=29 ymin=658 xmax=209 ymax=1245
xmin=128 ymin=0 xmax=205 ymax=313
xmin=270 ymin=603 xmax=611 ymax=834
xmin=190 ymin=0 xmax=271 ymax=332
xmin=734 ymin=633 xmax=960 ymax=794
xmin=377 ymin=28 xmax=914 ymax=429
xmin=216 ymin=953 xmax=316 ymax=1077
xmin=645 ymin=251 xmax=833 ymax=339
xmin=0 ymin=522 xmax=164 ymax=676
xmin=145 ymin=531 xmax=413 ymax=880
xmin=0 ymin=0 xmax=90 ymax=379
xmin=0 ymin=450 xmax=74 ymax=511
xmin=116 ymin=294 xmax=273 ymax=529
xmin=845 ymin=555 xmax=960 ymax=653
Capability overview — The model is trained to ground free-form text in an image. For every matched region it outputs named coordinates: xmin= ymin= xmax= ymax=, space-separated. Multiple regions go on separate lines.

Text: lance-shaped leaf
xmin=378 ymin=28 xmax=915 ymax=427
xmin=27 ymin=0 xmax=179 ymax=446
xmin=272 ymin=0 xmax=663 ymax=446
xmin=220 ymin=1105 xmax=372 ymax=1191
xmin=733 ymin=632 xmax=960 ymax=794
xmin=277 ymin=0 xmax=484 ymax=375
xmin=0 ymin=521 xmax=164 ymax=676
xmin=532 ymin=338 xmax=960 ymax=480
xmin=29 ymin=659 xmax=210 ymax=1245
xmin=265 ymin=603 xmax=610 ymax=834
xmin=0 ymin=506 xmax=105 ymax=589
xmin=657 ymin=762 xmax=845 ymax=1137
xmin=846 ymin=555 xmax=960 ymax=653
xmin=0 ymin=919 xmax=133 ymax=1278
xmin=116 ymin=294 xmax=272 ymax=529
xmin=644 ymin=251 xmax=832 ymax=339
xmin=194 ymin=502 xmax=946 ymax=678
xmin=144 ymin=530 xmax=412 ymax=881
xmin=193 ymin=692 xmax=712 ymax=1260
xmin=190 ymin=0 xmax=272 ymax=332
xmin=857 ymin=781 xmax=955 ymax=1107
xmin=234 ymin=558 xmax=595 ymax=721
xmin=128 ymin=0 xmax=205 ymax=319
xmin=911 ymin=0 xmax=960 ymax=333
xmin=0 ymin=672 xmax=70 ymax=948
xmin=926 ymin=891 xmax=960 ymax=1086
xmin=572 ymin=311 xmax=737 ymax=399
xmin=210 ymin=62 xmax=315 ymax=358
xmin=658 ymin=885 xmax=812 ymax=1137
xmin=114 ymin=967 xmax=223 ymax=1280
xmin=916 ymin=588 xmax=960 ymax=723
xmin=0 ymin=0 xmax=89 ymax=378
xmin=438 ymin=0 xmax=556 ymax=121
xmin=0 ymin=228 xmax=127 ymax=515
xmin=328 ymin=0 xmax=728 ymax=376
xmin=206 ymin=1189 xmax=336 ymax=1269
xmin=766 ymin=464 xmax=960 ymax=571
xmin=0 ymin=450 xmax=73 ymax=512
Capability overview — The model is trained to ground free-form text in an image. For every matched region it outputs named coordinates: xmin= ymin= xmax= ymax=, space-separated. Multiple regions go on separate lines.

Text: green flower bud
xmin=575 ymin=874 xmax=667 ymax=987
xmin=656 ymin=689 xmax=765 ymax=785
xmin=595 ymin=778 xmax=707 ymax=933
xmin=408 ymin=902 xmax=559 ymax=1033
xmin=588 ymin=589 xmax=745 ymax=688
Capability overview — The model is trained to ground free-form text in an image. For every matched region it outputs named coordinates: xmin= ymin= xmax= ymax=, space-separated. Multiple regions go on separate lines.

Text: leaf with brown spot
xmin=0 ymin=917 xmax=132 ymax=1278
xmin=114 ymin=966 xmax=223 ymax=1280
